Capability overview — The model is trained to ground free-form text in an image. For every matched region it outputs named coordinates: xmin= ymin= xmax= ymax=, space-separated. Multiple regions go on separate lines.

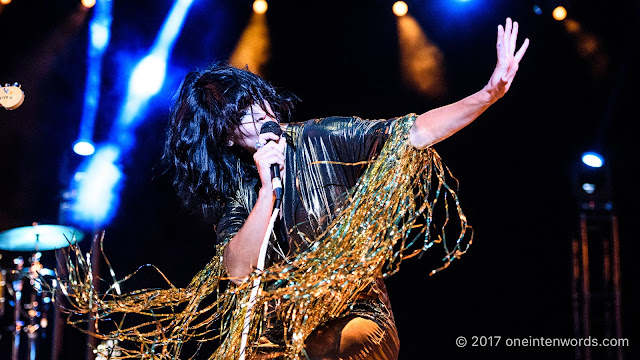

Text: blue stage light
xmin=90 ymin=21 xmax=110 ymax=51
xmin=71 ymin=145 xmax=122 ymax=227
xmin=129 ymin=54 xmax=167 ymax=98
xmin=430 ymin=0 xmax=485 ymax=24
xmin=582 ymin=152 xmax=604 ymax=168
xmin=532 ymin=5 xmax=543 ymax=15
xmin=73 ymin=141 xmax=96 ymax=156
xmin=581 ymin=183 xmax=596 ymax=194
xmin=120 ymin=0 xmax=195 ymax=125
xmin=74 ymin=0 xmax=112 ymax=158
xmin=65 ymin=0 xmax=196 ymax=229
xmin=89 ymin=0 xmax=112 ymax=52
xmin=158 ymin=0 xmax=195 ymax=49
xmin=127 ymin=0 xmax=194 ymax=100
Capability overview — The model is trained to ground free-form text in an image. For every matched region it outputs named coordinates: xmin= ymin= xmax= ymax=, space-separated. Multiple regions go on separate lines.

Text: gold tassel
xmin=51 ymin=114 xmax=472 ymax=359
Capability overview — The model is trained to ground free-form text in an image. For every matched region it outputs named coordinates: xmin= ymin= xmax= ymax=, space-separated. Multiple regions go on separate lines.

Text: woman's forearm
xmin=223 ymin=188 xmax=275 ymax=282
xmin=410 ymin=18 xmax=529 ymax=149
xmin=409 ymin=86 xmax=496 ymax=149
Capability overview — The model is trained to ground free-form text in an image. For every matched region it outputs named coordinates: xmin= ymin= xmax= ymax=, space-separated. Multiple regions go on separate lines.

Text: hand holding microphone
xmin=253 ymin=121 xmax=285 ymax=206
xmin=241 ymin=120 xmax=285 ymax=359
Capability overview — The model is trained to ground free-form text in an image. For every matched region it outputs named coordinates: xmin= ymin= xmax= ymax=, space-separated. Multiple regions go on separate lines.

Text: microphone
xmin=259 ymin=121 xmax=283 ymax=205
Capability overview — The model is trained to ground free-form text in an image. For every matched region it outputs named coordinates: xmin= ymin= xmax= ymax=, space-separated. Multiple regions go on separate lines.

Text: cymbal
xmin=2 ymin=267 xmax=56 ymax=279
xmin=0 ymin=225 xmax=84 ymax=251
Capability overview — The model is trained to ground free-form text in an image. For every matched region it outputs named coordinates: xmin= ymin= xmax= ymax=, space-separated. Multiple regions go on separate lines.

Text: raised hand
xmin=486 ymin=18 xmax=529 ymax=101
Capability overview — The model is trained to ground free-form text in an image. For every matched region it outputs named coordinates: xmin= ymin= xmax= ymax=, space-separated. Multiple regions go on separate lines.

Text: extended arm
xmin=410 ymin=18 xmax=529 ymax=149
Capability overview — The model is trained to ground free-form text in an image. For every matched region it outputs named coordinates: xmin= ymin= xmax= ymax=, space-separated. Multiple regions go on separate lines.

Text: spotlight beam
xmin=69 ymin=0 xmax=195 ymax=228
xmin=397 ymin=14 xmax=447 ymax=98
xmin=75 ymin=0 xmax=113 ymax=156
xmin=116 ymin=0 xmax=195 ymax=131
xmin=71 ymin=146 xmax=123 ymax=226
xmin=154 ymin=0 xmax=194 ymax=55
xmin=229 ymin=11 xmax=270 ymax=76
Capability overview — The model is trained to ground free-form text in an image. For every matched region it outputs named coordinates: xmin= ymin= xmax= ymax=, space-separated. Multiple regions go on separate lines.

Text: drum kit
xmin=0 ymin=223 xmax=83 ymax=360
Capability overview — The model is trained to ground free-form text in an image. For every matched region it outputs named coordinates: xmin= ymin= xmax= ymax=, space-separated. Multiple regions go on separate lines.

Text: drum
xmin=0 ymin=224 xmax=84 ymax=359
xmin=0 ymin=255 xmax=56 ymax=360
xmin=0 ymin=268 xmax=6 ymax=318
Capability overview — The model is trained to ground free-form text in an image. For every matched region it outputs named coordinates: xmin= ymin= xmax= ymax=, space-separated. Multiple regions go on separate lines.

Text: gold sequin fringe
xmin=51 ymin=114 xmax=472 ymax=359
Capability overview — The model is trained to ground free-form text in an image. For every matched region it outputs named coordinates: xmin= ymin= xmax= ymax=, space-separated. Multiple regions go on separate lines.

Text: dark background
xmin=1 ymin=0 xmax=638 ymax=359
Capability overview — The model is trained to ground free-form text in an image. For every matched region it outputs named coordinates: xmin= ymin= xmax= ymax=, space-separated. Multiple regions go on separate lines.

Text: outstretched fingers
xmin=502 ymin=37 xmax=529 ymax=84
xmin=510 ymin=21 xmax=519 ymax=56
xmin=490 ymin=18 xmax=530 ymax=97
xmin=498 ymin=18 xmax=530 ymax=65
xmin=504 ymin=17 xmax=513 ymax=54
xmin=496 ymin=24 xmax=505 ymax=57
xmin=514 ymin=38 xmax=530 ymax=63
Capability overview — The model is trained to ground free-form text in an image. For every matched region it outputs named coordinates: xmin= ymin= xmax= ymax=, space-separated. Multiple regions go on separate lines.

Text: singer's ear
xmin=227 ymin=140 xmax=234 ymax=146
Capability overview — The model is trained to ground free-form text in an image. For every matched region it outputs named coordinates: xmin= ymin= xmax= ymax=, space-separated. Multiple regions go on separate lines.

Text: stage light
xmin=561 ymin=18 xmax=607 ymax=77
xmin=436 ymin=0 xmax=482 ymax=21
xmin=82 ymin=0 xmax=96 ymax=9
xmin=67 ymin=0 xmax=195 ymax=229
xmin=397 ymin=13 xmax=446 ymax=98
xmin=128 ymin=0 xmax=194 ymax=100
xmin=582 ymin=183 xmax=596 ymax=194
xmin=575 ymin=151 xmax=611 ymax=209
xmin=553 ymin=6 xmax=567 ymax=21
xmin=532 ymin=5 xmax=542 ymax=15
xmin=129 ymin=54 xmax=167 ymax=98
xmin=74 ymin=0 xmax=111 ymax=163
xmin=71 ymin=145 xmax=122 ymax=227
xmin=73 ymin=141 xmax=96 ymax=156
xmin=1 ymin=0 xmax=12 ymax=5
xmin=119 ymin=0 xmax=194 ymax=127
xmin=582 ymin=152 xmax=604 ymax=168
xmin=564 ymin=18 xmax=580 ymax=33
xmin=253 ymin=0 xmax=268 ymax=14
xmin=127 ymin=0 xmax=194 ymax=98
xmin=156 ymin=0 xmax=195 ymax=50
xmin=229 ymin=8 xmax=271 ymax=77
xmin=393 ymin=1 xmax=408 ymax=17
xmin=90 ymin=21 xmax=110 ymax=51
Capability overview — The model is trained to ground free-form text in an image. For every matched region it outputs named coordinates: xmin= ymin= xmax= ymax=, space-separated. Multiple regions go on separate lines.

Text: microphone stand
xmin=238 ymin=200 xmax=280 ymax=360
xmin=239 ymin=121 xmax=283 ymax=358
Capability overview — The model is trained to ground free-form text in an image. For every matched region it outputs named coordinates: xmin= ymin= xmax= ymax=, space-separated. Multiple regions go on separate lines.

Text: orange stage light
xmin=253 ymin=0 xmax=268 ymax=15
xmin=553 ymin=6 xmax=567 ymax=21
xmin=393 ymin=1 xmax=408 ymax=17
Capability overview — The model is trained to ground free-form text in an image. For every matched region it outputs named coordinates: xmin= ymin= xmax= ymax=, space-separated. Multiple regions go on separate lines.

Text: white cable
xmin=238 ymin=207 xmax=279 ymax=360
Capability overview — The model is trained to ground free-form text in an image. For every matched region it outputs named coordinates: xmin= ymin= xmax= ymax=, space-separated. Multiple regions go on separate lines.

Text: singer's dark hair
xmin=163 ymin=62 xmax=296 ymax=222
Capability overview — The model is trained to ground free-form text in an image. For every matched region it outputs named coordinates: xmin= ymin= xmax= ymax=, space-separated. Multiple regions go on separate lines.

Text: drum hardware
xmin=1 ymin=258 xmax=6 ymax=318
xmin=3 ymin=255 xmax=57 ymax=360
xmin=0 ymin=224 xmax=83 ymax=360
xmin=0 ymin=224 xmax=85 ymax=252
xmin=11 ymin=256 xmax=25 ymax=360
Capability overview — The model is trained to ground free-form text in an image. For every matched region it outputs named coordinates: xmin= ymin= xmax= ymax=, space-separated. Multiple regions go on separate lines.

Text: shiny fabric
xmin=54 ymin=114 xmax=472 ymax=360
xmin=217 ymin=116 xmax=395 ymax=251
xmin=217 ymin=116 xmax=400 ymax=359
xmin=256 ymin=314 xmax=399 ymax=360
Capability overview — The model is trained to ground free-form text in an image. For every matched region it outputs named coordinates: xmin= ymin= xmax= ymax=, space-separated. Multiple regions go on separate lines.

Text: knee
xmin=339 ymin=317 xmax=399 ymax=360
